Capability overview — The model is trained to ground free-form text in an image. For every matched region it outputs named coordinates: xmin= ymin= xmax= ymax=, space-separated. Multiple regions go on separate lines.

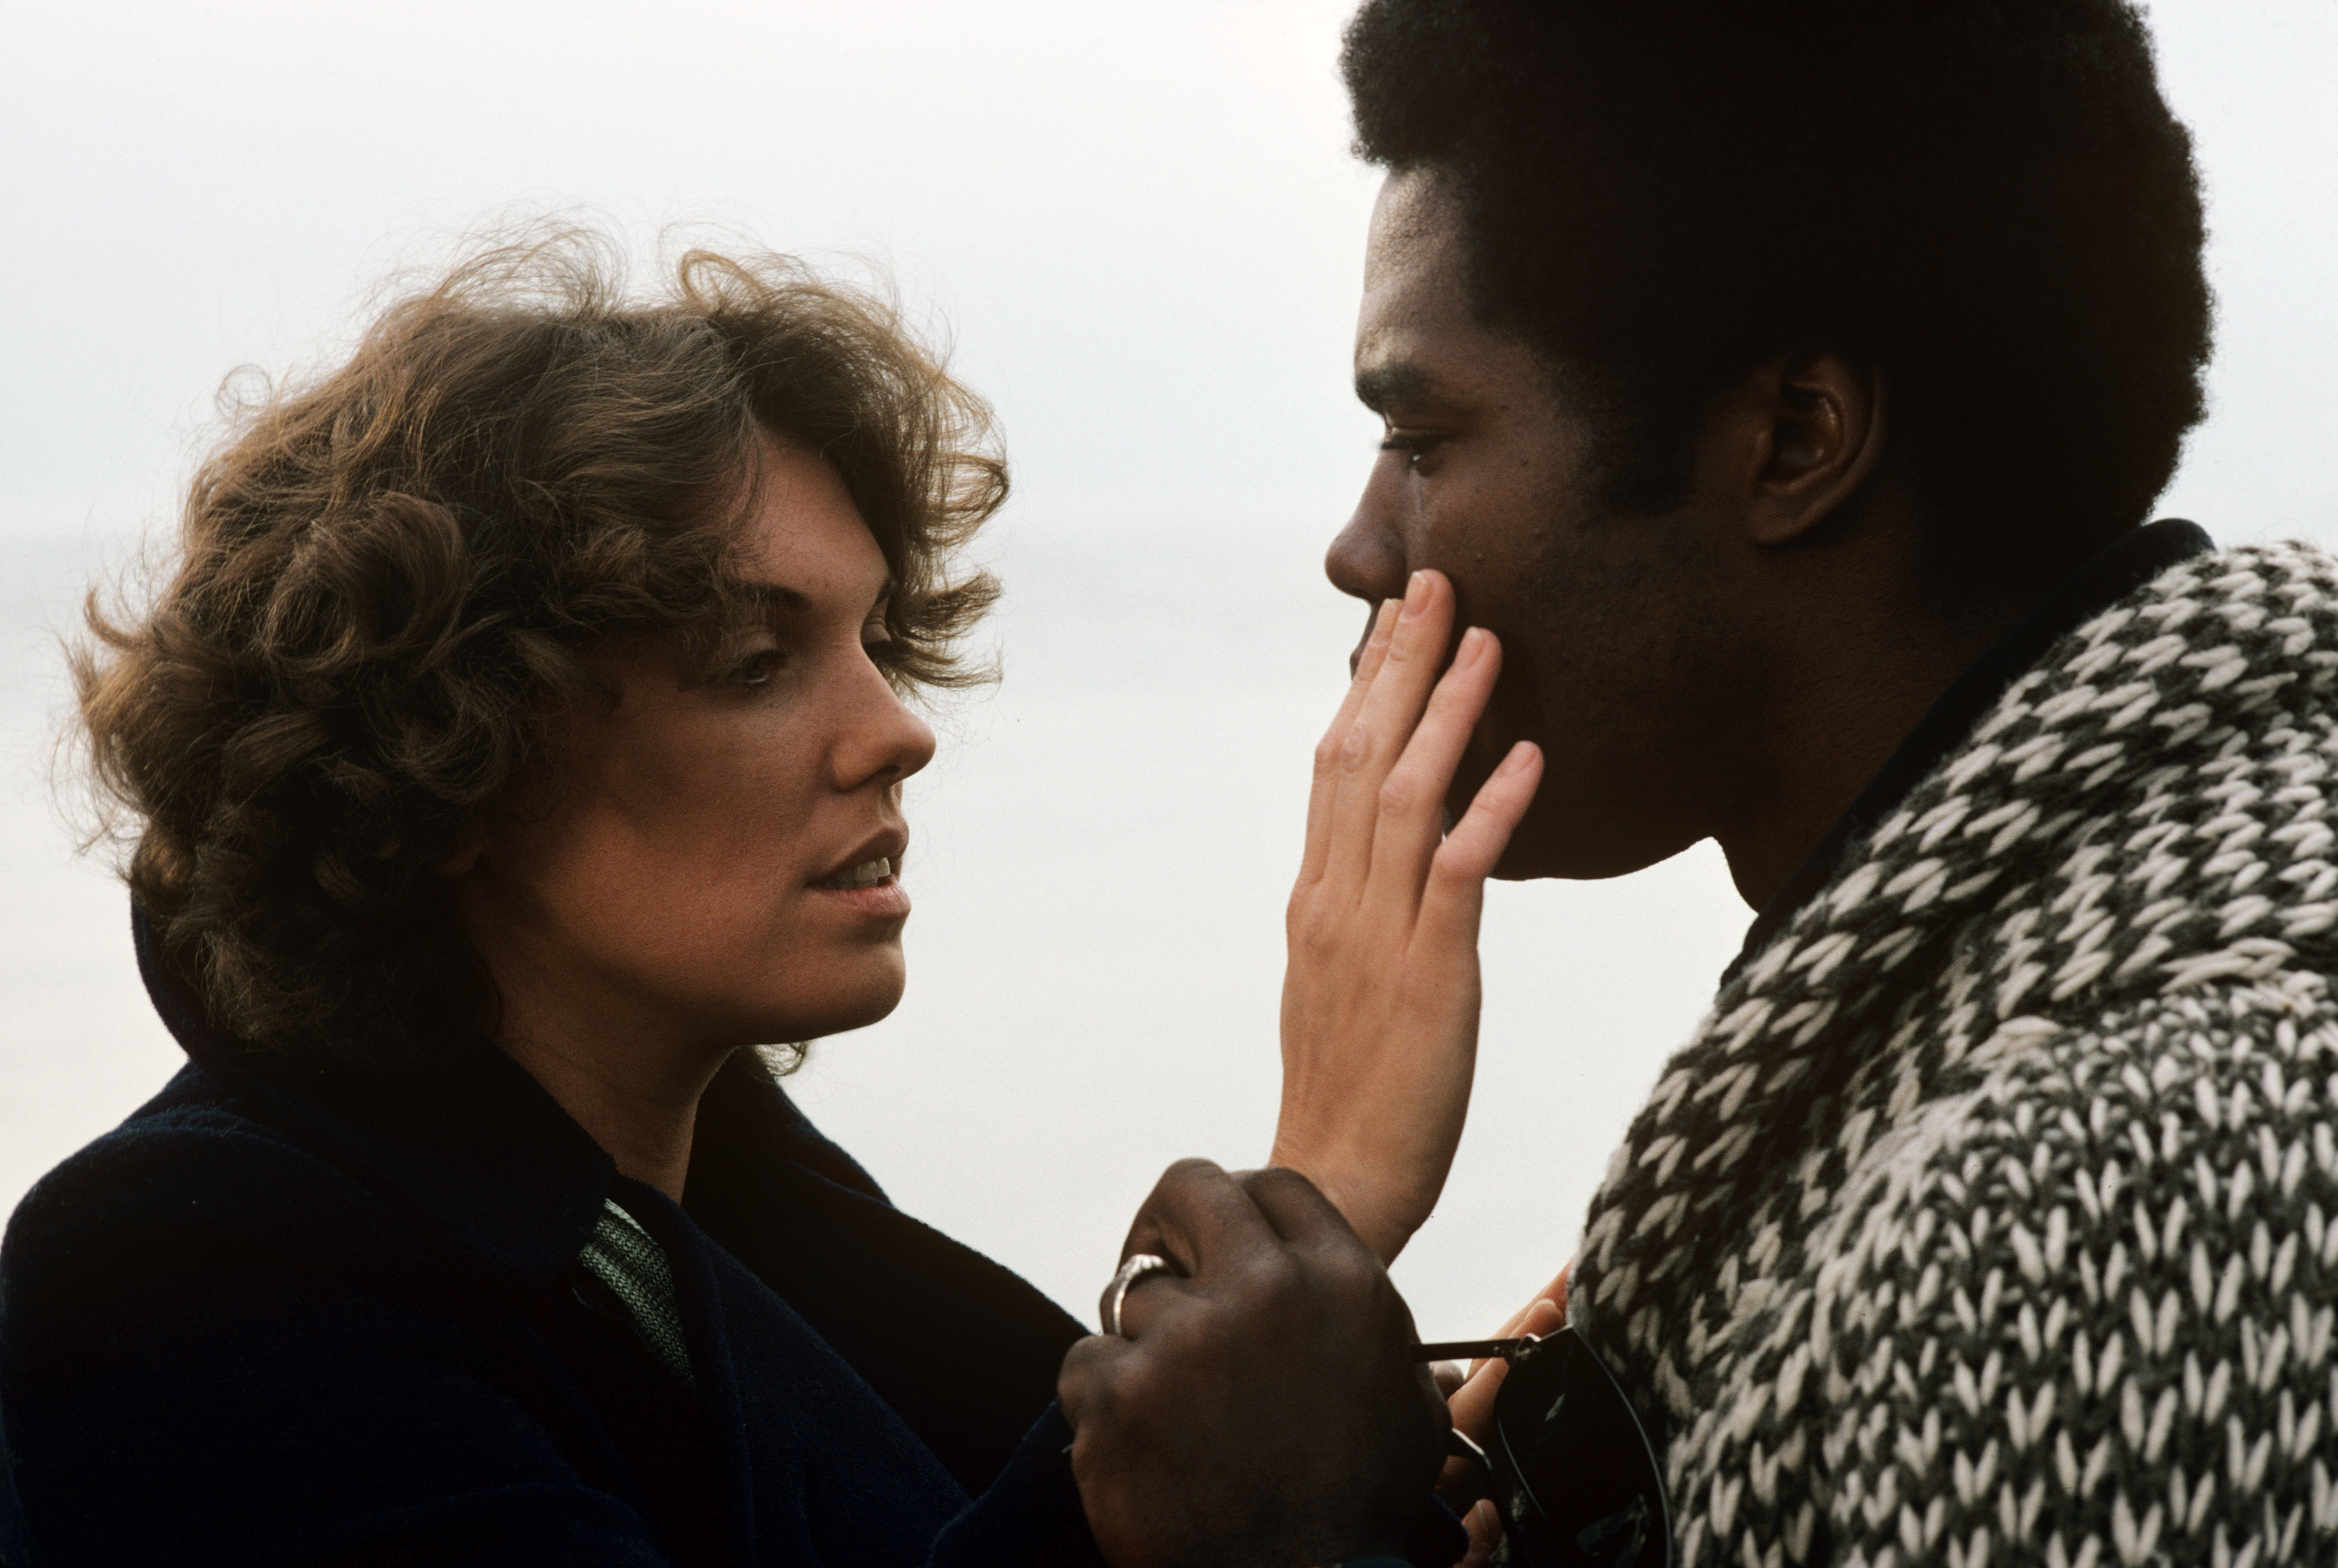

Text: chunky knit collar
xmin=1577 ymin=535 xmax=2338 ymax=1399
xmin=1731 ymin=519 xmax=2215 ymax=981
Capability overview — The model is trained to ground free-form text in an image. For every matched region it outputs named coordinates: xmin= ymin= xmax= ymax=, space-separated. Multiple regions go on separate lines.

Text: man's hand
xmin=1058 ymin=1161 xmax=1453 ymax=1568
xmin=1272 ymin=570 xmax=1543 ymax=1263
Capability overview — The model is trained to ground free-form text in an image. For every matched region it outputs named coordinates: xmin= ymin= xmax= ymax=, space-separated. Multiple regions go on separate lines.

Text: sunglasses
xmin=1412 ymin=1329 xmax=1670 ymax=1568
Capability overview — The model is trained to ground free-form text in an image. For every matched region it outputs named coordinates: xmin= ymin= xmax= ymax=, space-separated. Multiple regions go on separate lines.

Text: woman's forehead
xmin=728 ymin=441 xmax=887 ymax=605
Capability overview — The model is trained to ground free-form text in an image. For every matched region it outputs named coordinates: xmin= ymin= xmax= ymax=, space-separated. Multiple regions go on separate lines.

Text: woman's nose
xmin=835 ymin=662 xmax=936 ymax=791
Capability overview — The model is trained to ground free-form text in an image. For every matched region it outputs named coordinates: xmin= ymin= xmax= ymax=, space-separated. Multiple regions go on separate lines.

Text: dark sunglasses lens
xmin=1487 ymin=1330 xmax=1668 ymax=1568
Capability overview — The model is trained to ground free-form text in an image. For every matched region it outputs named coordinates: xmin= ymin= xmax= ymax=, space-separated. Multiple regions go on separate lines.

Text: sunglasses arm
xmin=1412 ymin=1334 xmax=1541 ymax=1363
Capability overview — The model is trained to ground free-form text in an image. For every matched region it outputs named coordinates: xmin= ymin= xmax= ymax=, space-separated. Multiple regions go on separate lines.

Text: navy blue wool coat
xmin=0 ymin=912 xmax=1104 ymax=1566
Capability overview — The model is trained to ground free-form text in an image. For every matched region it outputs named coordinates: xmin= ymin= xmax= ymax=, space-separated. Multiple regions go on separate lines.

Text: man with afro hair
xmin=1070 ymin=4 xmax=2338 ymax=1566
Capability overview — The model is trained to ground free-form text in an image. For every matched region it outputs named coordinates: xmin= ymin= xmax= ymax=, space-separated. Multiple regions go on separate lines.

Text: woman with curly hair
xmin=0 ymin=229 xmax=1541 ymax=1567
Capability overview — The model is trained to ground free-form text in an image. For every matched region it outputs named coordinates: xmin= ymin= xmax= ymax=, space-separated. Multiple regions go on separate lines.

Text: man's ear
xmin=1737 ymin=352 xmax=1887 ymax=548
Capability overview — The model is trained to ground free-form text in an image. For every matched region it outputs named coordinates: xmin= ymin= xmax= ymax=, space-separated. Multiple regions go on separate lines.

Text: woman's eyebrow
xmin=726 ymin=577 xmax=899 ymax=618
xmin=730 ymin=580 xmax=812 ymax=615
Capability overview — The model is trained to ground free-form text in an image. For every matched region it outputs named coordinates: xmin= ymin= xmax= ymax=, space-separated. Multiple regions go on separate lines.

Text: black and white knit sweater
xmin=1571 ymin=541 xmax=2338 ymax=1567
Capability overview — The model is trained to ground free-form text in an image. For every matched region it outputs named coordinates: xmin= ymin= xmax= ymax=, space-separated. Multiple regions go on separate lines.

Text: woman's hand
xmin=1269 ymin=570 xmax=1543 ymax=1264
xmin=1442 ymin=1268 xmax=1571 ymax=1566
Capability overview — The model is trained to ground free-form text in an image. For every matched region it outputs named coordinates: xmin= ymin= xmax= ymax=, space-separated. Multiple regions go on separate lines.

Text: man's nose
xmin=1325 ymin=489 xmax=1408 ymax=606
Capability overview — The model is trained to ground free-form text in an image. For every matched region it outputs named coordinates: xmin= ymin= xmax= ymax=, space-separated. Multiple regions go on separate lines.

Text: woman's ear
xmin=1740 ymin=352 xmax=1887 ymax=548
xmin=434 ymin=822 xmax=488 ymax=879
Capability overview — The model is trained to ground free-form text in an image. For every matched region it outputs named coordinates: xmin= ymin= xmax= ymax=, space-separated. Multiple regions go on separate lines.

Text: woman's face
xmin=456 ymin=438 xmax=936 ymax=1060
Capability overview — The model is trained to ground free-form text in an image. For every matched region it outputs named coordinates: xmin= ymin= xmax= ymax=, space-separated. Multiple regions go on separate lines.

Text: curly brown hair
xmin=75 ymin=229 xmax=1006 ymax=1071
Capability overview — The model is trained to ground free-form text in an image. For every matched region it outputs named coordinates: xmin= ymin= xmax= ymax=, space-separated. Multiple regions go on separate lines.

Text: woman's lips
xmin=810 ymin=856 xmax=909 ymax=917
xmin=819 ymin=856 xmax=895 ymax=890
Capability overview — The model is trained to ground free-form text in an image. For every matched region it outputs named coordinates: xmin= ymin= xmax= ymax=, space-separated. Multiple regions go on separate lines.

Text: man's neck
xmin=1711 ymin=536 xmax=2031 ymax=910
xmin=1715 ymin=519 xmax=2214 ymax=961
xmin=1721 ymin=622 xmax=2016 ymax=910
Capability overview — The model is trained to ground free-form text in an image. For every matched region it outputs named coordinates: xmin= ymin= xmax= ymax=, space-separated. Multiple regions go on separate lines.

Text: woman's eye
xmin=729 ymin=647 xmax=789 ymax=686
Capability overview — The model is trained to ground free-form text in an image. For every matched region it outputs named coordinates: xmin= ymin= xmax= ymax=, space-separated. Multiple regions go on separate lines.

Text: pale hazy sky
xmin=2 ymin=0 xmax=2332 ymax=1332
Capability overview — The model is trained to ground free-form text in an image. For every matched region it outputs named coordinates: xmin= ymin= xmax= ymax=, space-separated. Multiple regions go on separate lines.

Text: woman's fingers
xmin=1419 ymin=741 xmax=1543 ymax=934
xmin=1447 ymin=1295 xmax=1566 ymax=1437
xmin=1445 ymin=1354 xmax=1513 ymax=1448
xmin=1297 ymin=597 xmax=1400 ymax=889
xmin=1438 ymin=1293 xmax=1567 ymax=1559
xmin=1458 ymin=1499 xmax=1501 ymax=1567
xmin=1322 ymin=572 xmax=1455 ymax=892
xmin=1362 ymin=627 xmax=1504 ymax=905
xmin=1274 ymin=571 xmax=1538 ymax=1261
xmin=1475 ymin=1284 xmax=1557 ymax=1365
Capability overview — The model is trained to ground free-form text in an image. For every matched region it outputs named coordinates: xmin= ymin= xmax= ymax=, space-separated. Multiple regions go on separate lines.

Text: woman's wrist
xmin=1264 ymin=1132 xmax=1430 ymax=1265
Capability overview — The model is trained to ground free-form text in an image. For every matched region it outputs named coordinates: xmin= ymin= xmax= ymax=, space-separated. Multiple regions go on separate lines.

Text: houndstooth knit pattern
xmin=1570 ymin=542 xmax=2338 ymax=1568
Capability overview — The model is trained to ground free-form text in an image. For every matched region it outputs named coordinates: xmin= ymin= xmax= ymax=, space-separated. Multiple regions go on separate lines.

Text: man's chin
xmin=1490 ymin=837 xmax=1568 ymax=882
xmin=1493 ymin=809 xmax=1697 ymax=883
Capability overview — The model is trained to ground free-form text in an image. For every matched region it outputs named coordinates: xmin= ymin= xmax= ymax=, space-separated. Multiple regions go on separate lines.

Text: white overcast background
xmin=3 ymin=0 xmax=2334 ymax=1337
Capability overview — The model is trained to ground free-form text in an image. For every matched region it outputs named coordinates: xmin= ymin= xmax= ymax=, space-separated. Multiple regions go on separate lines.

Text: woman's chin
xmin=748 ymin=966 xmax=908 ymax=1046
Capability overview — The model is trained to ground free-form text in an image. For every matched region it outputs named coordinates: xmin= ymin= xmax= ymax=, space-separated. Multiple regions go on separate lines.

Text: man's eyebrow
xmin=1353 ymin=360 xmax=1455 ymax=415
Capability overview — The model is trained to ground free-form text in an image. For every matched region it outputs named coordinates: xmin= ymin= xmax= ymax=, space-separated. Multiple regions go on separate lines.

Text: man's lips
xmin=1345 ymin=599 xmax=1469 ymax=681
xmin=1348 ymin=599 xmax=1384 ymax=680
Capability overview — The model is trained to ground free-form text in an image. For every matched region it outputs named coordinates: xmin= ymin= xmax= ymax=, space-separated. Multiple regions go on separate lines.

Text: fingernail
xmin=1373 ymin=597 xmax=1401 ymax=638
xmin=1455 ymin=626 xmax=1486 ymax=665
xmin=1400 ymin=570 xmax=1433 ymax=618
xmin=1497 ymin=741 xmax=1536 ymax=776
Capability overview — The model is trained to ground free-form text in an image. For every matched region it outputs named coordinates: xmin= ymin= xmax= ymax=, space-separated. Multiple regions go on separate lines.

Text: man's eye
xmin=1379 ymin=430 xmax=1446 ymax=467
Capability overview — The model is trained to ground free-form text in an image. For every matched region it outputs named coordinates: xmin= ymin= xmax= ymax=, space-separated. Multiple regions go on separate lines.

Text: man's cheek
xmin=1485 ymin=641 xmax=1547 ymax=756
xmin=1443 ymin=745 xmax=1496 ymax=830
xmin=1442 ymin=686 xmax=1522 ymax=828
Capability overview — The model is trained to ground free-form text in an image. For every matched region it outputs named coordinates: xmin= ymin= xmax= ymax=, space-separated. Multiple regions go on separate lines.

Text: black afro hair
xmin=1343 ymin=0 xmax=2212 ymax=592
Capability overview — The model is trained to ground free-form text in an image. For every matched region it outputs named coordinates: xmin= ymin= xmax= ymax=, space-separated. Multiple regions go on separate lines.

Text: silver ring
xmin=1100 ymin=1252 xmax=1174 ymax=1337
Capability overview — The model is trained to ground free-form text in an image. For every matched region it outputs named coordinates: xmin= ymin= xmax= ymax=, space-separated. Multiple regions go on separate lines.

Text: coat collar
xmin=133 ymin=906 xmax=1085 ymax=1498
xmin=131 ymin=901 xmax=881 ymax=1287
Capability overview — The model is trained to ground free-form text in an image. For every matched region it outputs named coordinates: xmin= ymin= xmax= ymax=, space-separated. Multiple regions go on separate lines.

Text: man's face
xmin=1329 ymin=168 xmax=1751 ymax=879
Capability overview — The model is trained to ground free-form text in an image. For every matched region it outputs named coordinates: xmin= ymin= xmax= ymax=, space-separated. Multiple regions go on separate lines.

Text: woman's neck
xmin=494 ymin=1023 xmax=730 ymax=1204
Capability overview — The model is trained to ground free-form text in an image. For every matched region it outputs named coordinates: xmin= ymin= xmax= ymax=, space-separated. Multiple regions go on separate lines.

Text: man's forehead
xmin=1363 ymin=167 xmax=1460 ymax=289
xmin=1356 ymin=238 xmax=1480 ymax=405
xmin=1358 ymin=168 xmax=1483 ymax=377
xmin=1353 ymin=286 xmax=1495 ymax=413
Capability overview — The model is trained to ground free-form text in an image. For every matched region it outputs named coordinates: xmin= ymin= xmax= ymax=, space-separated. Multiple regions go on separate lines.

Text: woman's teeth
xmin=823 ymin=857 xmax=893 ymax=889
